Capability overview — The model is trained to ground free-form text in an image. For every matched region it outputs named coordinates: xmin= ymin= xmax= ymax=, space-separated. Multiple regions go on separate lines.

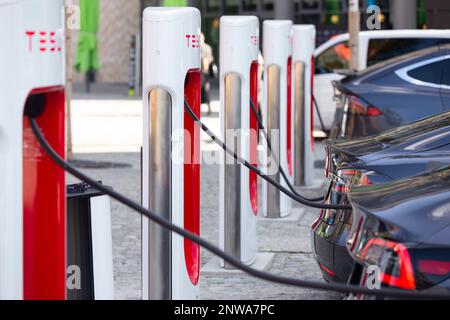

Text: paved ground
xmin=69 ymin=84 xmax=339 ymax=300
xmin=67 ymin=150 xmax=339 ymax=300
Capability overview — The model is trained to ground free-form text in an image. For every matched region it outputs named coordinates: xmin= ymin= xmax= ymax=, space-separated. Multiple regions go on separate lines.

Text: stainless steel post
xmin=390 ymin=0 xmax=417 ymax=29
xmin=274 ymin=0 xmax=294 ymax=20
xmin=142 ymin=6 xmax=201 ymax=300
xmin=147 ymin=89 xmax=172 ymax=299
xmin=224 ymin=74 xmax=242 ymax=268
xmin=266 ymin=65 xmax=281 ymax=218
xmin=294 ymin=61 xmax=306 ymax=186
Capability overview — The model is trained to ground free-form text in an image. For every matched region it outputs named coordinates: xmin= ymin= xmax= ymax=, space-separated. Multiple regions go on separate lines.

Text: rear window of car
xmin=407 ymin=59 xmax=449 ymax=85
xmin=367 ymin=38 xmax=450 ymax=67
xmin=443 ymin=59 xmax=450 ymax=86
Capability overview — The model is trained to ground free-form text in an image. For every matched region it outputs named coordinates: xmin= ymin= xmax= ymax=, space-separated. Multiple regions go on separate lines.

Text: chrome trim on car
xmin=328 ymin=171 xmax=346 ymax=184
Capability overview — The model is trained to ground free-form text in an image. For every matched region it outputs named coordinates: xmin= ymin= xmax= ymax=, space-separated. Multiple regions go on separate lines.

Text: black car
xmin=346 ymin=166 xmax=450 ymax=297
xmin=311 ymin=111 xmax=450 ymax=283
xmin=330 ymin=44 xmax=450 ymax=140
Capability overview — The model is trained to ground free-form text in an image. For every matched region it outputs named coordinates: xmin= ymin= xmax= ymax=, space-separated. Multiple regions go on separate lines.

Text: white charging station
xmin=0 ymin=0 xmax=66 ymax=300
xmin=292 ymin=25 xmax=316 ymax=187
xmin=219 ymin=16 xmax=259 ymax=267
xmin=67 ymin=183 xmax=115 ymax=300
xmin=262 ymin=20 xmax=293 ymax=219
xmin=142 ymin=7 xmax=201 ymax=300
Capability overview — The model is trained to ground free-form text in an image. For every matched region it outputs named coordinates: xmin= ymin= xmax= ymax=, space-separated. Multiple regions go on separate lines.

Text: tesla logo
xmin=251 ymin=35 xmax=258 ymax=46
xmin=185 ymin=34 xmax=200 ymax=49
xmin=26 ymin=30 xmax=62 ymax=53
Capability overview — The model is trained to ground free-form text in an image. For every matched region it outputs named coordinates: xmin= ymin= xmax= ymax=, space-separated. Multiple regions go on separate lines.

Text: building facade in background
xmin=72 ymin=0 xmax=141 ymax=84
xmin=74 ymin=0 xmax=446 ymax=84
xmin=198 ymin=0 xmax=431 ymax=57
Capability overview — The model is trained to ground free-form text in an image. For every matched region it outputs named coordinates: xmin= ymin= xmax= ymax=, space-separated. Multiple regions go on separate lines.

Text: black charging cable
xmin=249 ymin=98 xmax=325 ymax=202
xmin=27 ymin=116 xmax=450 ymax=299
xmin=185 ymin=100 xmax=351 ymax=210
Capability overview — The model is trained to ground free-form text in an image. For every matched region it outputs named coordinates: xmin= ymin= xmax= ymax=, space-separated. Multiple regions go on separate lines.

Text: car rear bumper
xmin=311 ymin=217 xmax=354 ymax=283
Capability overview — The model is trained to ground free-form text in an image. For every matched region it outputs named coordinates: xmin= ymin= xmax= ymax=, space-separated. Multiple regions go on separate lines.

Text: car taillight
xmin=333 ymin=184 xmax=349 ymax=193
xmin=340 ymin=169 xmax=372 ymax=185
xmin=331 ymin=169 xmax=372 ymax=195
xmin=360 ymin=238 xmax=416 ymax=290
xmin=319 ymin=263 xmax=337 ymax=277
xmin=311 ymin=209 xmax=324 ymax=230
xmin=348 ymin=96 xmax=383 ymax=117
xmin=347 ymin=216 xmax=364 ymax=252
xmin=418 ymin=260 xmax=450 ymax=276
xmin=367 ymin=106 xmax=383 ymax=116
xmin=414 ymin=248 xmax=450 ymax=290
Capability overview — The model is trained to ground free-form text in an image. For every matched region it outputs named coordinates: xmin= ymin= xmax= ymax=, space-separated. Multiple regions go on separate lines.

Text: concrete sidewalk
xmin=71 ymin=94 xmax=220 ymax=153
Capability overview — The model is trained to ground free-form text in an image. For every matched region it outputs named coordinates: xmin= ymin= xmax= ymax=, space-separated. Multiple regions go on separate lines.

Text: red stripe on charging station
xmin=23 ymin=86 xmax=66 ymax=300
xmin=287 ymin=56 xmax=293 ymax=176
xmin=310 ymin=55 xmax=315 ymax=152
xmin=249 ymin=61 xmax=259 ymax=215
xmin=184 ymin=69 xmax=201 ymax=285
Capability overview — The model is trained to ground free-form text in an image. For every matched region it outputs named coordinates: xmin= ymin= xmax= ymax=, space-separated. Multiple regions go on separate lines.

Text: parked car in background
xmin=347 ymin=166 xmax=450 ymax=298
xmin=311 ymin=111 xmax=450 ymax=283
xmin=313 ymin=30 xmax=450 ymax=133
xmin=329 ymin=44 xmax=450 ymax=140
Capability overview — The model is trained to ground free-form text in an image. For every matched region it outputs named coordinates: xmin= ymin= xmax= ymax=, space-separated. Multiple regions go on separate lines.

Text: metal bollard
xmin=293 ymin=25 xmax=316 ymax=187
xmin=142 ymin=7 xmax=201 ymax=300
xmin=262 ymin=20 xmax=293 ymax=219
xmin=219 ymin=16 xmax=259 ymax=268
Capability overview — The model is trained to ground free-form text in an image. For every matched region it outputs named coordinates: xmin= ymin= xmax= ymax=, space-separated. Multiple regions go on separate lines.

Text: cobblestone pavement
xmin=69 ymin=86 xmax=339 ymax=300
xmin=67 ymin=144 xmax=340 ymax=300
xmin=197 ymin=147 xmax=340 ymax=300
